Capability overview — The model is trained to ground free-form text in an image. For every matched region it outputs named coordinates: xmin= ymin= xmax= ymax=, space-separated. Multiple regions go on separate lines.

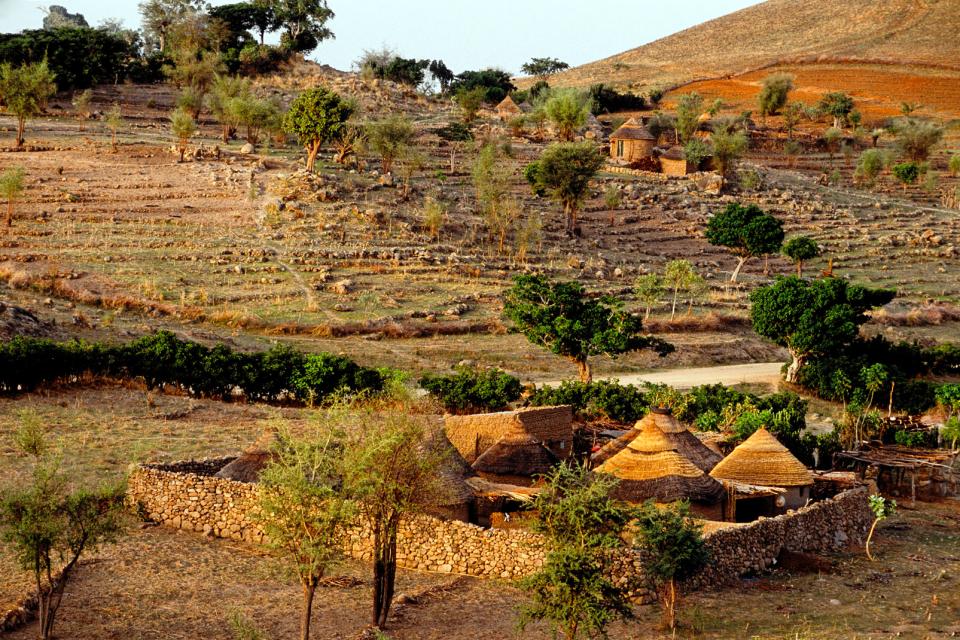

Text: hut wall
xmin=661 ymin=157 xmax=691 ymax=176
xmin=127 ymin=462 xmax=871 ymax=602
xmin=610 ymin=138 xmax=654 ymax=162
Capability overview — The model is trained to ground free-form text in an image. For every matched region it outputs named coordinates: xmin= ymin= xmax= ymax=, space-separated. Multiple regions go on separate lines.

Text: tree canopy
xmin=818 ymin=92 xmax=854 ymax=128
xmin=750 ymin=276 xmax=895 ymax=383
xmin=706 ymin=203 xmax=784 ymax=282
xmin=782 ymin=236 xmax=821 ymax=277
xmin=758 ymin=73 xmax=793 ymax=118
xmin=0 ymin=59 xmax=57 ymax=147
xmin=521 ymin=57 xmax=569 ymax=80
xmin=543 ymin=89 xmax=591 ymax=141
xmin=525 ymin=142 xmax=604 ymax=234
xmin=503 ymin=274 xmax=673 ymax=382
xmin=283 ymin=87 xmax=354 ymax=171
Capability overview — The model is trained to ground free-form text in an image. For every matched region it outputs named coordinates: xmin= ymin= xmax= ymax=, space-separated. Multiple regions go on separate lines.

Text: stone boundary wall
xmin=127 ymin=462 xmax=872 ymax=589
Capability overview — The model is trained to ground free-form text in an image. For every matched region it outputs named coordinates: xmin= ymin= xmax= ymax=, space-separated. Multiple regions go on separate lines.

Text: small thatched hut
xmin=471 ymin=436 xmax=560 ymax=487
xmin=595 ymin=420 xmax=725 ymax=519
xmin=710 ymin=428 xmax=814 ymax=519
xmin=496 ymin=95 xmax=522 ymax=121
xmin=591 ymin=408 xmax=722 ymax=472
xmin=609 ymin=118 xmax=656 ymax=162
xmin=659 ymin=146 xmax=694 ymax=176
xmin=444 ymin=406 xmax=573 ymax=464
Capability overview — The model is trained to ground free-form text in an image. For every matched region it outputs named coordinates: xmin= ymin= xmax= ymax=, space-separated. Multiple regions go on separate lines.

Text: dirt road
xmin=544 ymin=362 xmax=786 ymax=389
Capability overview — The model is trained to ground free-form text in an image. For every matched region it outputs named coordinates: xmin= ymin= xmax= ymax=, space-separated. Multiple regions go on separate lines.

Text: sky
xmin=0 ymin=0 xmax=761 ymax=74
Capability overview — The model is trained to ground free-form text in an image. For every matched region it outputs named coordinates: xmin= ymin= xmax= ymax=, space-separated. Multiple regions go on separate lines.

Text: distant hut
xmin=496 ymin=95 xmax=523 ymax=121
xmin=591 ymin=408 xmax=722 ymax=472
xmin=609 ymin=118 xmax=656 ymax=162
xmin=215 ymin=431 xmax=277 ymax=483
xmin=471 ymin=436 xmax=559 ymax=487
xmin=595 ymin=420 xmax=725 ymax=519
xmin=659 ymin=146 xmax=694 ymax=176
xmin=710 ymin=427 xmax=815 ymax=521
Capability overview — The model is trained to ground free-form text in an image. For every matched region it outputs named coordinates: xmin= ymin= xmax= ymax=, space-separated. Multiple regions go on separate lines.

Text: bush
xmin=419 ymin=366 xmax=522 ymax=414
xmin=949 ymin=154 xmax=960 ymax=177
xmin=0 ymin=332 xmax=384 ymax=404
xmin=448 ymin=68 xmax=515 ymax=104
xmin=892 ymin=161 xmax=922 ymax=187
xmin=586 ymin=84 xmax=645 ymax=114
xmin=854 ymin=149 xmax=887 ymax=184
xmin=528 ymin=380 xmax=649 ymax=423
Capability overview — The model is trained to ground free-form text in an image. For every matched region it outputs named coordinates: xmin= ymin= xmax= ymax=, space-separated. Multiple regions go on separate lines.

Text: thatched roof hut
xmin=710 ymin=428 xmax=814 ymax=488
xmin=609 ymin=118 xmax=656 ymax=163
xmin=591 ymin=409 xmax=722 ymax=472
xmin=214 ymin=431 xmax=277 ymax=483
xmin=496 ymin=95 xmax=522 ymax=121
xmin=595 ymin=420 xmax=725 ymax=505
xmin=444 ymin=406 xmax=573 ymax=464
xmin=472 ymin=436 xmax=559 ymax=486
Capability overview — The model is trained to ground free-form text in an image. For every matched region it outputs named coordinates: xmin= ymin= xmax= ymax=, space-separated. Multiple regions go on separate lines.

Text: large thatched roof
xmin=595 ymin=420 xmax=725 ymax=504
xmin=710 ymin=428 xmax=814 ymax=487
xmin=444 ymin=406 xmax=573 ymax=464
xmin=610 ymin=118 xmax=655 ymax=141
xmin=472 ymin=436 xmax=559 ymax=477
xmin=637 ymin=410 xmax=723 ymax=472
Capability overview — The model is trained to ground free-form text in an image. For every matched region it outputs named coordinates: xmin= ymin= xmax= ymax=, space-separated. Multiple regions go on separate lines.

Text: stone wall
xmin=127 ymin=462 xmax=871 ymax=589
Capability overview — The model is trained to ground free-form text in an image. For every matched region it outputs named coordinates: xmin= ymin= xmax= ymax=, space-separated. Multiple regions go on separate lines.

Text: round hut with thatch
xmin=609 ymin=118 xmax=656 ymax=163
xmin=592 ymin=408 xmax=722 ymax=472
xmin=710 ymin=427 xmax=815 ymax=520
xmin=595 ymin=420 xmax=725 ymax=519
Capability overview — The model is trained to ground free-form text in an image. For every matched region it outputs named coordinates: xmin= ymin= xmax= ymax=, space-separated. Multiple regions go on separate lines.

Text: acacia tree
xmin=750 ymin=276 xmax=895 ymax=383
xmin=518 ymin=463 xmax=634 ymax=640
xmin=0 ymin=166 xmax=25 ymax=227
xmin=169 ymin=106 xmax=196 ymax=162
xmin=706 ymin=203 xmax=784 ymax=282
xmin=521 ymin=57 xmax=570 ymax=81
xmin=254 ymin=424 xmax=353 ymax=640
xmin=0 ymin=422 xmax=126 ymax=640
xmin=270 ymin=0 xmax=334 ymax=53
xmin=525 ymin=142 xmax=604 ymax=234
xmin=782 ymin=236 xmax=821 ymax=278
xmin=503 ymin=274 xmax=673 ymax=383
xmin=343 ymin=412 xmax=448 ymax=630
xmin=543 ymin=89 xmax=590 ymax=141
xmin=758 ymin=73 xmax=793 ymax=120
xmin=366 ymin=115 xmax=414 ymax=174
xmin=0 ymin=60 xmax=57 ymax=148
xmin=662 ymin=259 xmax=704 ymax=320
xmin=675 ymin=92 xmax=703 ymax=143
xmin=633 ymin=500 xmax=710 ymax=632
xmin=818 ymin=92 xmax=854 ymax=129
xmin=283 ymin=87 xmax=354 ymax=172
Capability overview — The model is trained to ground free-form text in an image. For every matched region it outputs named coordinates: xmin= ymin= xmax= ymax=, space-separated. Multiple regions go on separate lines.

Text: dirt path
xmin=543 ymin=362 xmax=786 ymax=390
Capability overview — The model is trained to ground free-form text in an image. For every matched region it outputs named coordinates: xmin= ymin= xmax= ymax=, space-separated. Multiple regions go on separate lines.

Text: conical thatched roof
xmin=428 ymin=429 xmax=477 ymax=506
xmin=636 ymin=409 xmax=722 ymax=472
xmin=610 ymin=118 xmax=655 ymax=141
xmin=496 ymin=95 xmax=522 ymax=115
xmin=710 ymin=428 xmax=814 ymax=487
xmin=214 ymin=431 xmax=277 ymax=483
xmin=472 ymin=436 xmax=559 ymax=477
xmin=595 ymin=420 xmax=725 ymax=504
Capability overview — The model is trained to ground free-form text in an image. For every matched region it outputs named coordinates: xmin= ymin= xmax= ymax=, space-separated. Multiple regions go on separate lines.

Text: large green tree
xmin=521 ymin=57 xmax=569 ymax=80
xmin=525 ymin=142 xmax=604 ymax=234
xmin=0 ymin=59 xmax=57 ymax=147
xmin=518 ymin=463 xmax=635 ymax=640
xmin=503 ymin=274 xmax=673 ymax=383
xmin=705 ymin=203 xmax=784 ymax=282
xmin=138 ymin=0 xmax=205 ymax=52
xmin=782 ymin=236 xmax=821 ymax=278
xmin=543 ymin=89 xmax=591 ymax=141
xmin=750 ymin=276 xmax=895 ymax=383
xmin=269 ymin=0 xmax=334 ymax=53
xmin=758 ymin=73 xmax=793 ymax=119
xmin=283 ymin=87 xmax=354 ymax=171
xmin=818 ymin=92 xmax=854 ymax=129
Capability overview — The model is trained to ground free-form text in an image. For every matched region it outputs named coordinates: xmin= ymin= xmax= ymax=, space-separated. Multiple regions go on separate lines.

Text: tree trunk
xmin=730 ymin=256 xmax=748 ymax=283
xmin=306 ymin=141 xmax=321 ymax=172
xmin=663 ymin=579 xmax=677 ymax=631
xmin=563 ymin=202 xmax=574 ymax=235
xmin=671 ymin=287 xmax=679 ymax=320
xmin=785 ymin=352 xmax=805 ymax=384
xmin=373 ymin=516 xmax=400 ymax=628
xmin=222 ymin=125 xmax=230 ymax=143
xmin=865 ymin=517 xmax=880 ymax=561
xmin=796 ymin=260 xmax=803 ymax=278
xmin=6 ymin=199 xmax=12 ymax=227
xmin=763 ymin=254 xmax=770 ymax=276
xmin=300 ymin=581 xmax=316 ymax=640
xmin=16 ymin=116 xmax=25 ymax=148
xmin=575 ymin=358 xmax=592 ymax=384
xmin=178 ymin=146 xmax=185 ymax=162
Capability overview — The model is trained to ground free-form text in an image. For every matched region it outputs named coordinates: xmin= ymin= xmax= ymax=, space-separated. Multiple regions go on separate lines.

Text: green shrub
xmin=419 ymin=366 xmax=522 ymax=414
xmin=893 ymin=429 xmax=935 ymax=448
xmin=892 ymin=161 xmax=921 ymax=187
xmin=855 ymin=149 xmax=886 ymax=184
xmin=949 ymin=154 xmax=960 ymax=177
xmin=528 ymin=380 xmax=649 ymax=424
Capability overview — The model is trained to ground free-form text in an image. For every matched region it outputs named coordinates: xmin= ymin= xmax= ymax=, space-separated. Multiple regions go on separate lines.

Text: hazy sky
xmin=0 ymin=0 xmax=761 ymax=73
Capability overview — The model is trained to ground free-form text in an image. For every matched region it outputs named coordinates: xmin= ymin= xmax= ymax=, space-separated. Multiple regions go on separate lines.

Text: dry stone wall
xmin=127 ymin=462 xmax=871 ymax=591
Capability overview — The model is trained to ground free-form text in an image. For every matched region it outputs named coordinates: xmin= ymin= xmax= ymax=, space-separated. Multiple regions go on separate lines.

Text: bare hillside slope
xmin=542 ymin=0 xmax=959 ymax=90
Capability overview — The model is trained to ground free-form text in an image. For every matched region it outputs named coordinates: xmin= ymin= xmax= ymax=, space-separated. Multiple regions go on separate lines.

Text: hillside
xmin=540 ymin=0 xmax=960 ymax=91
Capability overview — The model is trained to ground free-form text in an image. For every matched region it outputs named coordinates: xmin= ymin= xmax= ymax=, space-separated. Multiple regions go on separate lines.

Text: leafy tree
xmin=705 ymin=203 xmax=784 ymax=282
xmin=892 ymin=118 xmax=943 ymax=162
xmin=138 ymin=0 xmax=205 ymax=52
xmin=675 ymin=92 xmax=703 ymax=143
xmin=865 ymin=494 xmax=896 ymax=561
xmin=503 ymin=274 xmax=672 ymax=383
xmin=892 ymin=161 xmax=921 ymax=190
xmin=176 ymin=86 xmax=204 ymax=119
xmin=343 ymin=411 xmax=448 ymax=629
xmin=634 ymin=273 xmax=664 ymax=320
xmin=0 ymin=59 xmax=57 ymax=147
xmin=366 ymin=115 xmax=415 ymax=174
xmin=454 ymin=86 xmax=485 ymax=124
xmin=783 ymin=101 xmax=804 ymax=139
xmin=71 ymin=88 xmax=92 ymax=127
xmin=750 ymin=276 xmax=895 ymax=383
xmin=283 ymin=87 xmax=353 ymax=172
xmin=472 ymin=142 xmax=512 ymax=250
xmin=543 ymin=89 xmax=591 ymax=141
xmin=521 ymin=56 xmax=570 ymax=80
xmin=634 ymin=500 xmax=710 ymax=632
xmin=269 ymin=0 xmax=334 ymax=53
xmin=663 ymin=259 xmax=701 ymax=320
xmin=254 ymin=423 xmax=353 ymax=640
xmin=525 ymin=142 xmax=604 ymax=234
xmin=0 ymin=422 xmax=126 ymax=640
xmin=586 ymin=83 xmax=645 ymax=115
xmin=758 ymin=73 xmax=793 ymax=119
xmin=782 ymin=236 xmax=820 ymax=278
xmin=105 ymin=103 xmax=123 ymax=152
xmin=210 ymin=1 xmax=280 ymax=46
xmin=683 ymin=138 xmax=711 ymax=169
xmin=854 ymin=148 xmax=887 ymax=185
xmin=448 ymin=68 xmax=515 ymax=104
xmin=207 ymin=74 xmax=251 ymax=141
xmin=226 ymin=93 xmax=282 ymax=143
xmin=710 ymin=128 xmax=747 ymax=180
xmin=818 ymin=92 xmax=854 ymax=129
xmin=428 ymin=59 xmax=454 ymax=93
xmin=517 ymin=463 xmax=634 ymax=640
xmin=0 ymin=166 xmax=25 ymax=227
xmin=169 ymin=106 xmax=196 ymax=162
